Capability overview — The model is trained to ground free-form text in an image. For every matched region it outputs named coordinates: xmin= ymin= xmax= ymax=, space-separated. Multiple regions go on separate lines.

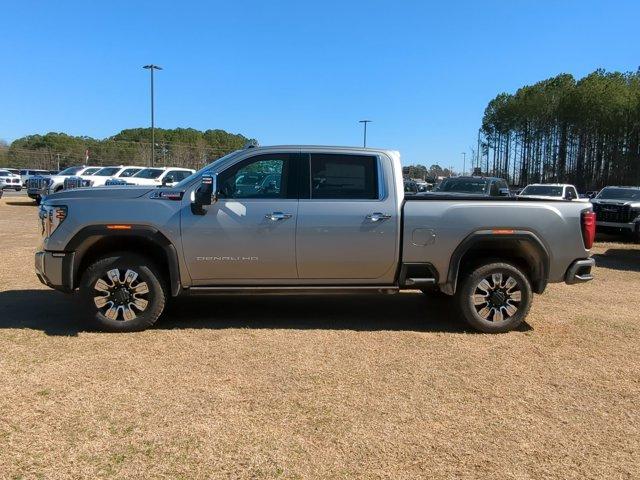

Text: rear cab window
xmin=305 ymin=153 xmax=379 ymax=200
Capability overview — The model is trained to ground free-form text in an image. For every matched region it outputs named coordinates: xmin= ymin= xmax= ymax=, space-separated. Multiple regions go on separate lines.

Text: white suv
xmin=76 ymin=165 xmax=144 ymax=187
xmin=106 ymin=167 xmax=195 ymax=187
xmin=518 ymin=183 xmax=588 ymax=202
xmin=0 ymin=169 xmax=22 ymax=191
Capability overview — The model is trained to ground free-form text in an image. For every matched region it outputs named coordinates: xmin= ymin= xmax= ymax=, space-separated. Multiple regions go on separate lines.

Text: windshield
xmin=596 ymin=187 xmax=640 ymax=201
xmin=118 ymin=168 xmax=142 ymax=177
xmin=436 ymin=178 xmax=489 ymax=194
xmin=521 ymin=185 xmax=564 ymax=196
xmin=93 ymin=167 xmax=121 ymax=176
xmin=174 ymin=150 xmax=244 ymax=189
xmin=0 ymin=171 xmax=10 ymax=177
xmin=58 ymin=166 xmax=84 ymax=176
xmin=134 ymin=168 xmax=165 ymax=179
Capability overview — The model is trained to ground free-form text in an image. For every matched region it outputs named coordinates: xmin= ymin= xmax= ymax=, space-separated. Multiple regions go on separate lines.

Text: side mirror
xmin=191 ymin=174 xmax=217 ymax=215
xmin=498 ymin=188 xmax=511 ymax=197
xmin=162 ymin=175 xmax=175 ymax=186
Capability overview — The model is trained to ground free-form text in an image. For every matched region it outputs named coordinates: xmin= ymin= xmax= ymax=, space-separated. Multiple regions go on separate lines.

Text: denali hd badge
xmin=196 ymin=256 xmax=259 ymax=262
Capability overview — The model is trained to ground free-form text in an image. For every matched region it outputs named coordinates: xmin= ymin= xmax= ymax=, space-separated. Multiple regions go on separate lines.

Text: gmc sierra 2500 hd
xmin=35 ymin=145 xmax=596 ymax=333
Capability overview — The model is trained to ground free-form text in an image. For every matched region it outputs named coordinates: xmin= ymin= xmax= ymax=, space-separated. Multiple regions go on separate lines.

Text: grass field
xmin=1 ymin=195 xmax=638 ymax=479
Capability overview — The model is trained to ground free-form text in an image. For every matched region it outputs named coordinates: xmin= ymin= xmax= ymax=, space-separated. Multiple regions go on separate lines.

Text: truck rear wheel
xmin=79 ymin=253 xmax=166 ymax=332
xmin=455 ymin=262 xmax=532 ymax=333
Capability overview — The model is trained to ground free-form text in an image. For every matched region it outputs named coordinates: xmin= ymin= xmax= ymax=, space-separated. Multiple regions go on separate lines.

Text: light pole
xmin=143 ymin=64 xmax=162 ymax=167
xmin=359 ymin=120 xmax=372 ymax=148
xmin=461 ymin=152 xmax=466 ymax=176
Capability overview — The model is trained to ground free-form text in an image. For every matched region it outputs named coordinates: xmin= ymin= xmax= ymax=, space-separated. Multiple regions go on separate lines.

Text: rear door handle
xmin=265 ymin=212 xmax=293 ymax=221
xmin=366 ymin=212 xmax=392 ymax=222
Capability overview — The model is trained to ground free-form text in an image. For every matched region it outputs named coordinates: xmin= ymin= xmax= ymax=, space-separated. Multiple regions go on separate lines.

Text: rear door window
xmin=170 ymin=170 xmax=191 ymax=182
xmin=568 ymin=187 xmax=578 ymax=199
xmin=308 ymin=153 xmax=378 ymax=199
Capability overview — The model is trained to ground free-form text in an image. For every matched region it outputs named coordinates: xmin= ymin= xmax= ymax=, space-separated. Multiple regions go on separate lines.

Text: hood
xmin=126 ymin=178 xmax=161 ymax=185
xmin=428 ymin=191 xmax=489 ymax=197
xmin=43 ymin=186 xmax=155 ymax=202
xmin=518 ymin=194 xmax=560 ymax=200
xmin=591 ymin=198 xmax=640 ymax=207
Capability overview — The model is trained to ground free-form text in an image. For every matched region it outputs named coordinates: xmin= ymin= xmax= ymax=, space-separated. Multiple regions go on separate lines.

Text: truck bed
xmin=401 ymin=196 xmax=591 ymax=289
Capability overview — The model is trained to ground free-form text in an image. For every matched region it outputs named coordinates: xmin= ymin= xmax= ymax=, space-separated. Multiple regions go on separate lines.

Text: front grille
xmin=593 ymin=203 xmax=637 ymax=223
xmin=27 ymin=177 xmax=48 ymax=190
xmin=63 ymin=177 xmax=83 ymax=190
xmin=105 ymin=178 xmax=129 ymax=186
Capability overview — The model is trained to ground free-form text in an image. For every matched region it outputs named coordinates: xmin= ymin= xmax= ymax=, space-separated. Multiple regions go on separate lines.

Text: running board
xmin=403 ymin=278 xmax=437 ymax=287
xmin=187 ymin=285 xmax=399 ymax=296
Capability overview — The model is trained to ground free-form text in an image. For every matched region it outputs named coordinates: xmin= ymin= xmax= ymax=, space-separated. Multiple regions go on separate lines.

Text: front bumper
xmin=28 ymin=187 xmax=48 ymax=197
xmin=565 ymin=258 xmax=595 ymax=285
xmin=596 ymin=220 xmax=638 ymax=232
xmin=35 ymin=251 xmax=73 ymax=293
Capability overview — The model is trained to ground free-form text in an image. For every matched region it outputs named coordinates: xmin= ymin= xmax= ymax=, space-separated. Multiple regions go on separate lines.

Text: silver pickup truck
xmin=35 ymin=145 xmax=596 ymax=333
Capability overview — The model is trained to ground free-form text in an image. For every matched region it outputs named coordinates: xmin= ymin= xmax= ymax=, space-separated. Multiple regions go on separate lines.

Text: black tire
xmin=455 ymin=262 xmax=532 ymax=333
xmin=15 ymin=187 xmax=22 ymax=192
xmin=79 ymin=252 xmax=166 ymax=332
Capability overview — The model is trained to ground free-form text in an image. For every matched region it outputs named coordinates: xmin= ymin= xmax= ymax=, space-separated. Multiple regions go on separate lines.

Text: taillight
xmin=581 ymin=210 xmax=596 ymax=249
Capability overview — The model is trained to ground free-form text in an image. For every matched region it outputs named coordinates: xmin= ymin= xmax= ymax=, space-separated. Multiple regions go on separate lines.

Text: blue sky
xmin=1 ymin=0 xmax=639 ymax=169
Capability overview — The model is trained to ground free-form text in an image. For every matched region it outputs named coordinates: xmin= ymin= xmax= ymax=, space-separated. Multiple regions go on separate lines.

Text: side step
xmin=398 ymin=263 xmax=439 ymax=288
xmin=187 ymin=286 xmax=400 ymax=296
xmin=403 ymin=277 xmax=436 ymax=287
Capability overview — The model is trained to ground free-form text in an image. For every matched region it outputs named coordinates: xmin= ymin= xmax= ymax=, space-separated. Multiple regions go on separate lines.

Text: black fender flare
xmin=442 ymin=229 xmax=550 ymax=295
xmin=62 ymin=225 xmax=182 ymax=296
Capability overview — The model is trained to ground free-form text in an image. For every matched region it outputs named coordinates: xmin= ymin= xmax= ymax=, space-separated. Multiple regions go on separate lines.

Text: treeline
xmin=1 ymin=128 xmax=253 ymax=170
xmin=480 ymin=69 xmax=640 ymax=189
xmin=402 ymin=164 xmax=455 ymax=181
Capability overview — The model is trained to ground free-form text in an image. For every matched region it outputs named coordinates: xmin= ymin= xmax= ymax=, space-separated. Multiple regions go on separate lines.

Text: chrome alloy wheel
xmin=93 ymin=269 xmax=150 ymax=321
xmin=471 ymin=272 xmax=522 ymax=323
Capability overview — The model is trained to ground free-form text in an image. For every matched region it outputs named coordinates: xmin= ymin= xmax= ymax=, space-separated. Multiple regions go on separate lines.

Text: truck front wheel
xmin=455 ymin=262 xmax=532 ymax=333
xmin=79 ymin=253 xmax=166 ymax=332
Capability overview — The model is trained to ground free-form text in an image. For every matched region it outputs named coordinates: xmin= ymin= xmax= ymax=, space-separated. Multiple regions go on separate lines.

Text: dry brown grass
xmin=0 ymin=195 xmax=638 ymax=479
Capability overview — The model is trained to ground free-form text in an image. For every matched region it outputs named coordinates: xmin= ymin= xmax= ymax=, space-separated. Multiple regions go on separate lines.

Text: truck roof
xmin=242 ymin=144 xmax=400 ymax=155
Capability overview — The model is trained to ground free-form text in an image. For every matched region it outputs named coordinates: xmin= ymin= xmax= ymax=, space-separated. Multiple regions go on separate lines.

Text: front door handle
xmin=366 ymin=212 xmax=391 ymax=222
xmin=265 ymin=212 xmax=293 ymax=221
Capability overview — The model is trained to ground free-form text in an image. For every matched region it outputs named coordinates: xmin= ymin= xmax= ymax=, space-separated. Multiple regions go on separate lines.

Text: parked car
xmin=27 ymin=166 xmax=101 ymax=204
xmin=518 ymin=183 xmax=588 ymax=202
xmin=20 ymin=169 xmax=50 ymax=186
xmin=63 ymin=166 xmax=144 ymax=189
xmin=590 ymin=186 xmax=640 ymax=242
xmin=0 ymin=169 xmax=23 ymax=191
xmin=35 ymin=145 xmax=595 ymax=333
xmin=404 ymin=179 xmax=419 ymax=194
xmin=105 ymin=167 xmax=194 ymax=187
xmin=421 ymin=176 xmax=511 ymax=197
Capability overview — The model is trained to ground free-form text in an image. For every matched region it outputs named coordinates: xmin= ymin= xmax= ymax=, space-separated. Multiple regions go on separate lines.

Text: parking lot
xmin=1 ymin=194 xmax=638 ymax=479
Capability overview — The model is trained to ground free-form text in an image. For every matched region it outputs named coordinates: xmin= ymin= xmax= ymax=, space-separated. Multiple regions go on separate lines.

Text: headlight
xmin=39 ymin=205 xmax=67 ymax=237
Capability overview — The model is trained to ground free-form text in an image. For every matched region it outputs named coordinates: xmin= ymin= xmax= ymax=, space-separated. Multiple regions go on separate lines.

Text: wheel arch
xmin=63 ymin=225 xmax=182 ymax=296
xmin=442 ymin=230 xmax=549 ymax=295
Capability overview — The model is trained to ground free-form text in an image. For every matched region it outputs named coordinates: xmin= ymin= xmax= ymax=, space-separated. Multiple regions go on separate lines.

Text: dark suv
xmin=590 ymin=186 xmax=640 ymax=242
xmin=427 ymin=176 xmax=511 ymax=197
